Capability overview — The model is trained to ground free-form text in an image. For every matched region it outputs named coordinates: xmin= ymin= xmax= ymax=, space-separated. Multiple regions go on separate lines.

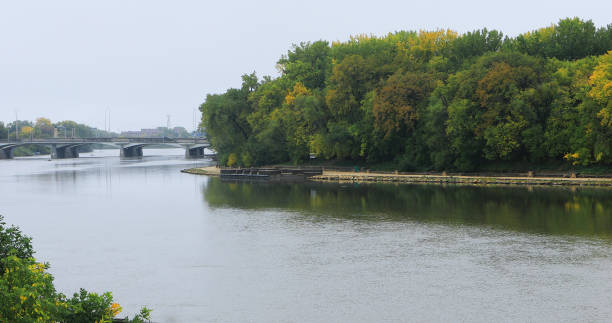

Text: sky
xmin=1 ymin=0 xmax=611 ymax=132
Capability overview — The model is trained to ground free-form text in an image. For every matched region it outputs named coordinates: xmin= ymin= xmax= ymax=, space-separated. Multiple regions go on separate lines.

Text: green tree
xmin=373 ymin=70 xmax=436 ymax=140
xmin=199 ymin=19 xmax=612 ymax=171
xmin=449 ymin=28 xmax=504 ymax=67
xmin=200 ymin=74 xmax=257 ymax=165
xmin=590 ymin=51 xmax=612 ymax=127
xmin=326 ymin=54 xmax=376 ymax=121
xmin=0 ymin=122 xmax=7 ymax=141
xmin=277 ymin=41 xmax=331 ymax=90
xmin=543 ymin=57 xmax=598 ymax=159
xmin=34 ymin=117 xmax=54 ymax=138
xmin=511 ymin=18 xmax=612 ymax=60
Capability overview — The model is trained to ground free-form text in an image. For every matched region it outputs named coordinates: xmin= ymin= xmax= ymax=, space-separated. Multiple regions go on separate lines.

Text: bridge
xmin=0 ymin=137 xmax=210 ymax=159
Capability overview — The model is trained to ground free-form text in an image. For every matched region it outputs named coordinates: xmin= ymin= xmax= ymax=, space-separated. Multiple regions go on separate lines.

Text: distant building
xmin=120 ymin=131 xmax=142 ymax=137
xmin=120 ymin=126 xmax=191 ymax=138
xmin=141 ymin=128 xmax=163 ymax=137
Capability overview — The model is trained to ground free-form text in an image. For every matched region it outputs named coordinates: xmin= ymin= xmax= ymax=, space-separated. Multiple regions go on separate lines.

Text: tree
xmin=590 ymin=51 xmax=612 ymax=126
xmin=20 ymin=126 xmax=33 ymax=138
xmin=440 ymin=51 xmax=552 ymax=168
xmin=397 ymin=29 xmax=458 ymax=66
xmin=543 ymin=57 xmax=598 ymax=160
xmin=449 ymin=28 xmax=504 ymax=67
xmin=373 ymin=70 xmax=436 ymax=139
xmin=200 ymin=74 xmax=257 ymax=165
xmin=277 ymin=41 xmax=331 ymax=89
xmin=326 ymin=54 xmax=376 ymax=121
xmin=199 ymin=19 xmax=612 ymax=170
xmin=35 ymin=117 xmax=54 ymax=138
xmin=511 ymin=18 xmax=612 ymax=60
xmin=0 ymin=122 xmax=7 ymax=140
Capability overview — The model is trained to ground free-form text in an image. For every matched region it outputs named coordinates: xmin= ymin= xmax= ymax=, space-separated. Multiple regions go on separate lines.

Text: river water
xmin=2 ymin=149 xmax=612 ymax=322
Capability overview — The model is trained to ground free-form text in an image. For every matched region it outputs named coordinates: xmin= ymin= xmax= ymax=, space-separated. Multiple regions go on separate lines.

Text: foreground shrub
xmin=0 ymin=215 xmax=34 ymax=270
xmin=0 ymin=215 xmax=151 ymax=322
xmin=0 ymin=255 xmax=66 ymax=322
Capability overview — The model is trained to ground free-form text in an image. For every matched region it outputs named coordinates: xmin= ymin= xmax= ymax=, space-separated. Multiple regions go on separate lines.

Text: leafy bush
xmin=0 ymin=215 xmax=152 ymax=322
xmin=0 ymin=255 xmax=66 ymax=322
xmin=0 ymin=215 xmax=34 ymax=270
xmin=130 ymin=307 xmax=153 ymax=323
xmin=62 ymin=289 xmax=119 ymax=323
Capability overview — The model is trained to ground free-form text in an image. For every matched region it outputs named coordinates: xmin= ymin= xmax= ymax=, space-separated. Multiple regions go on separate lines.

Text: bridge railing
xmin=0 ymin=137 xmax=208 ymax=144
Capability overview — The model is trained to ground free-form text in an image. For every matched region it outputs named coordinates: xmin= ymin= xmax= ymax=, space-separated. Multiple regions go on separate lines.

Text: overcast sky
xmin=1 ymin=0 xmax=611 ymax=132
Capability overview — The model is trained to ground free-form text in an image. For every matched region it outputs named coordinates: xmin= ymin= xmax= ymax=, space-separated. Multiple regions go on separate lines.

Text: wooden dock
xmin=220 ymin=167 xmax=322 ymax=181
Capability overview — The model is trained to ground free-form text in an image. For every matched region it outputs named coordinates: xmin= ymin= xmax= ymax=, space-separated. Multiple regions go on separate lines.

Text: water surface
xmin=1 ymin=150 xmax=612 ymax=322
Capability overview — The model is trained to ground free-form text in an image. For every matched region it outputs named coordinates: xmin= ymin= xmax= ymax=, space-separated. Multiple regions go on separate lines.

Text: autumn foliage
xmin=201 ymin=18 xmax=612 ymax=171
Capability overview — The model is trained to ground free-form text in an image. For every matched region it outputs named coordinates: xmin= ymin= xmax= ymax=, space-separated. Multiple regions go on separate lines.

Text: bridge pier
xmin=0 ymin=145 xmax=15 ymax=159
xmin=120 ymin=145 xmax=144 ymax=159
xmin=51 ymin=144 xmax=80 ymax=159
xmin=185 ymin=145 xmax=205 ymax=159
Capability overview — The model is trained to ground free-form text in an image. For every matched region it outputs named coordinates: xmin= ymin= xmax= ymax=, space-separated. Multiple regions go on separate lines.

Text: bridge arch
xmin=50 ymin=143 xmax=93 ymax=159
xmin=119 ymin=143 xmax=208 ymax=159
xmin=0 ymin=144 xmax=18 ymax=159
xmin=119 ymin=143 xmax=145 ymax=159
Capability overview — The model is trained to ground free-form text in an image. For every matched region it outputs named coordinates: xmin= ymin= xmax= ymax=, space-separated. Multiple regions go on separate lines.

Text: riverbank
xmin=182 ymin=166 xmax=612 ymax=186
xmin=181 ymin=166 xmax=220 ymax=176
xmin=311 ymin=171 xmax=612 ymax=187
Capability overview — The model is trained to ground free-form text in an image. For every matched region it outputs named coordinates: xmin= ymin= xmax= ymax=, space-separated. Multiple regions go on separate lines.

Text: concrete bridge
xmin=0 ymin=137 xmax=210 ymax=159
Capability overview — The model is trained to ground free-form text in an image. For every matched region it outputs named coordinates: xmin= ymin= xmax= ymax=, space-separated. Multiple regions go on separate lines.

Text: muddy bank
xmin=182 ymin=166 xmax=612 ymax=186
xmin=181 ymin=166 xmax=220 ymax=176
xmin=311 ymin=171 xmax=612 ymax=187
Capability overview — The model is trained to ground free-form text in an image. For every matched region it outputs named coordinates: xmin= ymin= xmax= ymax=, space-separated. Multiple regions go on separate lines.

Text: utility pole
xmin=167 ymin=114 xmax=171 ymax=138
xmin=15 ymin=111 xmax=18 ymax=141
xmin=104 ymin=108 xmax=111 ymax=137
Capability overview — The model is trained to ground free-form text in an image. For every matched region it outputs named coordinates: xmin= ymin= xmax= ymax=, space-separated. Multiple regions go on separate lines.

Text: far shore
xmin=182 ymin=166 xmax=612 ymax=187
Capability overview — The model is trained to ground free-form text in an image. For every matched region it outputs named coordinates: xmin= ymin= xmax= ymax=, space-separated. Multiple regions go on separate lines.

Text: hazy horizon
xmin=1 ymin=0 xmax=611 ymax=132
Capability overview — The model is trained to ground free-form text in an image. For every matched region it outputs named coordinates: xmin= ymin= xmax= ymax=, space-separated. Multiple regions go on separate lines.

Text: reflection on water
xmin=204 ymin=178 xmax=612 ymax=238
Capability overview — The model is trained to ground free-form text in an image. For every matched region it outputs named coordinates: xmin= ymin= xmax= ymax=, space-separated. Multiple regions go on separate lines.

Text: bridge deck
xmin=0 ymin=137 xmax=208 ymax=145
xmin=0 ymin=137 xmax=210 ymax=159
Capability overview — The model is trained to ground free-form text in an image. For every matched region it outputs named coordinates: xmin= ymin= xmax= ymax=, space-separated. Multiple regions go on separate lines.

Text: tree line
xmin=0 ymin=118 xmax=114 ymax=140
xmin=0 ymin=118 xmax=116 ymax=156
xmin=200 ymin=18 xmax=612 ymax=171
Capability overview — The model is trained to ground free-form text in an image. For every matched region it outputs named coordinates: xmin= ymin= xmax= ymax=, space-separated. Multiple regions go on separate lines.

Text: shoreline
xmin=311 ymin=171 xmax=612 ymax=187
xmin=181 ymin=166 xmax=220 ymax=176
xmin=181 ymin=166 xmax=612 ymax=187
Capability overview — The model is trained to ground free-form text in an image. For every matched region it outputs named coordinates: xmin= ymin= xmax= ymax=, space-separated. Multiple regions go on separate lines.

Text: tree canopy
xmin=200 ymin=18 xmax=612 ymax=171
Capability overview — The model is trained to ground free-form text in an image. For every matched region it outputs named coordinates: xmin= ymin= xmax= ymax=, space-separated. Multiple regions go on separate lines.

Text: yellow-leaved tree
xmin=20 ymin=126 xmax=33 ymax=138
xmin=227 ymin=153 xmax=238 ymax=167
xmin=590 ymin=50 xmax=612 ymax=127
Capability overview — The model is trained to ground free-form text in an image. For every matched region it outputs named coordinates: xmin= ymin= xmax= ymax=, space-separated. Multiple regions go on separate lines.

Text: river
xmin=1 ymin=149 xmax=612 ymax=322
